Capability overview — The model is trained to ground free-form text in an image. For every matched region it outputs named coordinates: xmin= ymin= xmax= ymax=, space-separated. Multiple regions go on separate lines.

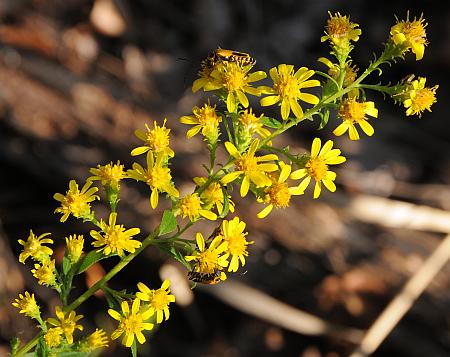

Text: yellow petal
xmin=290 ymin=99 xmax=304 ymax=119
xmin=298 ymin=92 xmax=320 ymax=104
xmin=333 ymin=122 xmax=349 ymax=137
xmin=260 ymin=95 xmax=280 ymax=107
xmin=257 ymin=204 xmax=273 ymax=219
xmin=224 ymin=141 xmax=240 ymax=158
xmin=221 ymin=171 xmax=242 ymax=184
xmin=313 ymin=181 xmax=322 ymax=199
xmin=359 ymin=120 xmax=375 ymax=137
xmin=311 ymin=138 xmax=321 ymax=157
xmin=240 ymin=176 xmax=250 ymax=197
xmin=236 ymin=90 xmax=249 ymax=108
xmin=281 ymin=99 xmax=290 ymax=120
xmin=196 ymin=232 xmax=205 ymax=251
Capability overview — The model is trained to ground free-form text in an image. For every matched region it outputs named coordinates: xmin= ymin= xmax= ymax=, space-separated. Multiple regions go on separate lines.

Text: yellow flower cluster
xmin=10 ymin=10 xmax=439 ymax=357
xmin=108 ymin=280 xmax=175 ymax=347
xmin=185 ymin=216 xmax=252 ymax=279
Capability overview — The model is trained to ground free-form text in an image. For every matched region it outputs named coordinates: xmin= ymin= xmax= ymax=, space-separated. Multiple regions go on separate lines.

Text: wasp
xmin=202 ymin=48 xmax=256 ymax=71
xmin=188 ymin=270 xmax=222 ymax=285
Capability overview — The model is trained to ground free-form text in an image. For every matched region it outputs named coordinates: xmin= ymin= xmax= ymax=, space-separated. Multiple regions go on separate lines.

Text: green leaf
xmin=62 ymin=256 xmax=72 ymax=276
xmin=318 ymin=108 xmax=330 ymax=130
xmin=131 ymin=339 xmax=137 ymax=357
xmin=219 ymin=185 xmax=230 ymax=218
xmin=260 ymin=116 xmax=281 ymax=129
xmin=158 ymin=210 xmax=177 ymax=236
xmin=10 ymin=337 xmax=20 ymax=355
xmin=76 ymin=250 xmax=114 ymax=275
xmin=49 ymin=353 xmax=91 ymax=357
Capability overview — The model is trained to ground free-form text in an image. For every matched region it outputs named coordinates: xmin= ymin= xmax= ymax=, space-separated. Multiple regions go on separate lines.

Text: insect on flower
xmin=187 ymin=270 xmax=222 ymax=285
xmin=203 ymin=48 xmax=256 ymax=70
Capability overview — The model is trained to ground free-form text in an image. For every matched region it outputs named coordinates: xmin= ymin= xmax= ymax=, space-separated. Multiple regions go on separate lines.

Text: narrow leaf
xmin=260 ymin=116 xmax=282 ymax=129
xmin=76 ymin=250 xmax=113 ymax=275
xmin=158 ymin=210 xmax=177 ymax=236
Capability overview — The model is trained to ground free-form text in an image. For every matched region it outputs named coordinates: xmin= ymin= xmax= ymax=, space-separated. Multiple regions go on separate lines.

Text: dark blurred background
xmin=0 ymin=1 xmax=449 ymax=356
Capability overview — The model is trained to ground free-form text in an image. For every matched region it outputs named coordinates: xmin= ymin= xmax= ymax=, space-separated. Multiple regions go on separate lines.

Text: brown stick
xmin=349 ymin=233 xmax=450 ymax=357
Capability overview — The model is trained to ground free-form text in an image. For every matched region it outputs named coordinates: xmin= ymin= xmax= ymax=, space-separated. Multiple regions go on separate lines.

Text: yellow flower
xmin=136 ymin=280 xmax=176 ymax=324
xmin=221 ymin=139 xmax=278 ymax=197
xmin=390 ymin=14 xmax=427 ymax=60
xmin=180 ymin=103 xmax=222 ymax=142
xmin=47 ymin=306 xmax=83 ymax=344
xmin=177 ymin=193 xmax=217 ymax=221
xmin=193 ymin=177 xmax=235 ymax=215
xmin=44 ymin=327 xmax=64 ymax=348
xmin=66 ymin=234 xmax=84 ymax=264
xmin=321 ymin=12 xmax=362 ymax=47
xmin=54 ymin=180 xmax=99 ymax=222
xmin=90 ymin=212 xmax=141 ymax=257
xmin=318 ymin=57 xmax=358 ymax=88
xmin=108 ymin=298 xmax=154 ymax=347
xmin=12 ymin=291 xmax=41 ymax=319
xmin=192 ymin=56 xmax=218 ymax=93
xmin=237 ymin=108 xmax=272 ymax=143
xmin=31 ymin=259 xmax=57 ymax=287
xmin=291 ymin=138 xmax=346 ymax=198
xmin=127 ymin=152 xmax=179 ymax=209
xmin=18 ymin=230 xmax=53 ymax=264
xmin=403 ymin=77 xmax=438 ymax=117
xmin=82 ymin=328 xmax=109 ymax=350
xmin=207 ymin=61 xmax=266 ymax=113
xmin=260 ymin=64 xmax=320 ymax=120
xmin=220 ymin=217 xmax=253 ymax=272
xmin=131 ymin=119 xmax=174 ymax=158
xmin=257 ymin=162 xmax=305 ymax=219
xmin=185 ymin=232 xmax=228 ymax=279
xmin=89 ymin=161 xmax=127 ymax=191
xmin=333 ymin=98 xmax=378 ymax=140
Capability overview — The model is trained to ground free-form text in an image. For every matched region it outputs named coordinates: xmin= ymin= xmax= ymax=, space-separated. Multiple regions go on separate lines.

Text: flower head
xmin=89 ymin=161 xmax=127 ymax=191
xmin=207 ymin=61 xmax=266 ymax=113
xmin=90 ymin=212 xmax=141 ymax=256
xmin=108 ymin=298 xmax=154 ymax=347
xmin=403 ymin=77 xmax=438 ymax=117
xmin=260 ymin=64 xmax=320 ymax=120
xmin=321 ymin=12 xmax=362 ymax=49
xmin=131 ymin=119 xmax=174 ymax=158
xmin=220 ymin=217 xmax=253 ymax=272
xmin=31 ymin=259 xmax=57 ymax=287
xmin=44 ymin=327 xmax=63 ymax=348
xmin=12 ymin=291 xmax=41 ymax=320
xmin=192 ymin=55 xmax=218 ymax=93
xmin=66 ymin=234 xmax=84 ymax=264
xmin=193 ymin=177 xmax=235 ymax=216
xmin=333 ymin=98 xmax=378 ymax=140
xmin=47 ymin=306 xmax=83 ymax=344
xmin=291 ymin=138 xmax=346 ymax=198
xmin=176 ymin=193 xmax=217 ymax=222
xmin=54 ymin=180 xmax=99 ymax=222
xmin=236 ymin=108 xmax=272 ymax=148
xmin=127 ymin=152 xmax=179 ymax=209
xmin=257 ymin=162 xmax=305 ymax=218
xmin=185 ymin=232 xmax=228 ymax=278
xmin=79 ymin=328 xmax=109 ymax=351
xmin=136 ymin=280 xmax=176 ymax=324
xmin=180 ymin=103 xmax=222 ymax=143
xmin=221 ymin=139 xmax=278 ymax=197
xmin=318 ymin=57 xmax=358 ymax=88
xmin=18 ymin=230 xmax=53 ymax=264
xmin=390 ymin=13 xmax=427 ymax=60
